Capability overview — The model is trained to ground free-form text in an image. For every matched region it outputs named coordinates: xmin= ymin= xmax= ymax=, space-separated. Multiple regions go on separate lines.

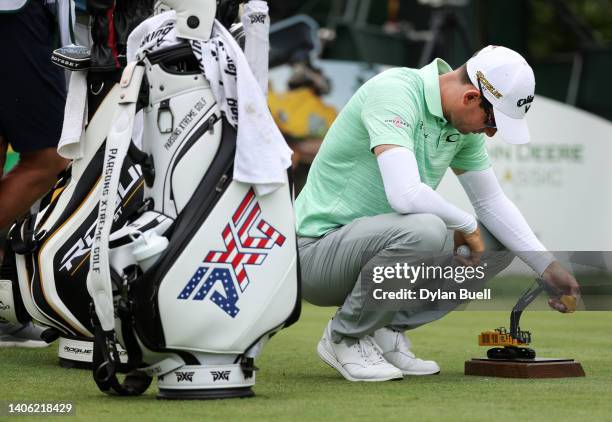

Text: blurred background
xmin=264 ymin=0 xmax=612 ymax=253
xmin=268 ymin=0 xmax=612 ymax=119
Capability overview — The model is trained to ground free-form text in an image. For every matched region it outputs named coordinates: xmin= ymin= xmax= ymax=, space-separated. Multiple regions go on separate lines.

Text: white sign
xmin=437 ymin=97 xmax=612 ymax=250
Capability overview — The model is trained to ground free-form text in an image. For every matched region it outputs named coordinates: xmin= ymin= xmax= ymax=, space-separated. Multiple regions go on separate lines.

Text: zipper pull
xmin=208 ymin=115 xmax=216 ymax=134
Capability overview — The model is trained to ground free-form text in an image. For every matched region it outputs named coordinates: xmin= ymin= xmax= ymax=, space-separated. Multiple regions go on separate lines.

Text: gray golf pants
xmin=298 ymin=213 xmax=512 ymax=342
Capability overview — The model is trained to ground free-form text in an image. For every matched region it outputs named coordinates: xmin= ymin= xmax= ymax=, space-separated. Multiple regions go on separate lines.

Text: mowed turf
xmin=1 ymin=305 xmax=611 ymax=422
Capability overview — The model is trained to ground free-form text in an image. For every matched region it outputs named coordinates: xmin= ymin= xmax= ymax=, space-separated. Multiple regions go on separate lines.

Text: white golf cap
xmin=466 ymin=45 xmax=535 ymax=144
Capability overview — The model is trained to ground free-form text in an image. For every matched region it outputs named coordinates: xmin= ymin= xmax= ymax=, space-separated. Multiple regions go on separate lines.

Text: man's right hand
xmin=454 ymin=226 xmax=484 ymax=265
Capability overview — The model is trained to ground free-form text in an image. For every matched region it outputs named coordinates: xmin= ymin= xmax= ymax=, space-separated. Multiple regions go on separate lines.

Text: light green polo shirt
xmin=295 ymin=59 xmax=491 ymax=238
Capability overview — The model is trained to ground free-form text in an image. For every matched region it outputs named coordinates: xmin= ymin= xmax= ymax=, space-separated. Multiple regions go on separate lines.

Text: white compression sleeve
xmin=458 ymin=168 xmax=554 ymax=275
xmin=377 ymin=147 xmax=477 ymax=233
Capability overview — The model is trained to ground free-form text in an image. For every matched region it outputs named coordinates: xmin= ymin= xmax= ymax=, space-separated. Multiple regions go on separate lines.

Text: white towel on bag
xmin=128 ymin=10 xmax=292 ymax=196
xmin=58 ymin=70 xmax=88 ymax=159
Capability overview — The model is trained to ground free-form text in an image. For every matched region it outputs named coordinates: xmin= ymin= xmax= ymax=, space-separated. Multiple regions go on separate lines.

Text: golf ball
xmin=456 ymin=245 xmax=471 ymax=257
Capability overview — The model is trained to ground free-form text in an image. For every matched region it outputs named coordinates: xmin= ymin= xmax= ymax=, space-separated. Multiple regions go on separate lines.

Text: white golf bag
xmin=84 ymin=0 xmax=300 ymax=399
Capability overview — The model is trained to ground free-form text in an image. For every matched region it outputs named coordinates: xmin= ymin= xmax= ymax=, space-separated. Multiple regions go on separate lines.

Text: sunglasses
xmin=477 ymin=78 xmax=497 ymax=129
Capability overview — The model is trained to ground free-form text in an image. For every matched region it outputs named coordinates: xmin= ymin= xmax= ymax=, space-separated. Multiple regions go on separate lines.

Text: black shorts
xmin=0 ymin=0 xmax=66 ymax=154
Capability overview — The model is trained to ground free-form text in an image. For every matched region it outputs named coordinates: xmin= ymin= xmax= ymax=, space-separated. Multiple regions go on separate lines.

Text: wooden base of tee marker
xmin=465 ymin=358 xmax=585 ymax=379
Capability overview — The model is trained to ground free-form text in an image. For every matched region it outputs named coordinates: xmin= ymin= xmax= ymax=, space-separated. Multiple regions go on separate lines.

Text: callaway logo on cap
xmin=467 ymin=45 xmax=536 ymax=144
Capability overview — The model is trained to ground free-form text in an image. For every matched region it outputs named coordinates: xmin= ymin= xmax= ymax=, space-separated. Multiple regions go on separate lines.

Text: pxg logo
xmin=211 ymin=371 xmax=231 ymax=382
xmin=175 ymin=371 xmax=195 ymax=383
xmin=177 ymin=189 xmax=286 ymax=318
xmin=249 ymin=14 xmax=266 ymax=24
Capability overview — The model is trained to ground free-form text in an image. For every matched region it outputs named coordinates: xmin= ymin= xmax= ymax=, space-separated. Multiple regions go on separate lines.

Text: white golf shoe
xmin=373 ymin=327 xmax=440 ymax=376
xmin=317 ymin=321 xmax=403 ymax=382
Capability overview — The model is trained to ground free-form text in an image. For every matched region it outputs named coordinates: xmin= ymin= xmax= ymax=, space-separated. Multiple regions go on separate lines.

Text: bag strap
xmin=87 ymin=61 xmax=150 ymax=396
xmin=92 ymin=319 xmax=152 ymax=396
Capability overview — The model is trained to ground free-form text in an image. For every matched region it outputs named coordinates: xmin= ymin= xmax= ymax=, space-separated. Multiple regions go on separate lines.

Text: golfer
xmin=296 ymin=46 xmax=580 ymax=382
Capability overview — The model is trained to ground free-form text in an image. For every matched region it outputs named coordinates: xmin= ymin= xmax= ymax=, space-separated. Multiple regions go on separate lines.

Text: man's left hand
xmin=541 ymin=261 xmax=581 ymax=313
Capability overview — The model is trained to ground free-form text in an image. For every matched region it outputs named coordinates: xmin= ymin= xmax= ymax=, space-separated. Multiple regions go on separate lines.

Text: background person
xmin=296 ymin=45 xmax=580 ymax=382
xmin=0 ymin=0 xmax=72 ymax=347
xmin=269 ymin=62 xmax=337 ymax=194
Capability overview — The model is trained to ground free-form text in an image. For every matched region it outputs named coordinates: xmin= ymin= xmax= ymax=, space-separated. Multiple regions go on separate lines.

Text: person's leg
xmin=386 ymin=222 xmax=514 ymax=331
xmin=0 ymin=0 xmax=69 ymax=344
xmin=0 ymin=1 xmax=69 ymax=231
xmin=300 ymin=213 xmax=448 ymax=339
xmin=300 ymin=214 xmax=515 ymax=379
xmin=370 ymin=222 xmax=514 ymax=375
xmin=299 ymin=213 xmax=447 ymax=381
xmin=0 ymin=144 xmax=67 ymax=344
xmin=0 ymin=148 xmax=68 ymax=230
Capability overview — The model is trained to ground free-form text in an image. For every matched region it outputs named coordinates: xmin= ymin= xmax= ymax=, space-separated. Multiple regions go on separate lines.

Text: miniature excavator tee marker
xmin=478 ymin=278 xmax=576 ymax=360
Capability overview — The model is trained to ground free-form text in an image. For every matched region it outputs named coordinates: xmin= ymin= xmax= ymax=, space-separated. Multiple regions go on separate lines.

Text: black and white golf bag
xmin=83 ymin=0 xmax=300 ymax=399
xmin=0 ymin=0 xmax=152 ymax=367
xmin=0 ymin=83 xmax=144 ymax=367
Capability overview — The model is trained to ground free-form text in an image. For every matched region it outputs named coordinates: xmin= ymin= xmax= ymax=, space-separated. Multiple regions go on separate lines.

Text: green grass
xmin=1 ymin=305 xmax=611 ymax=421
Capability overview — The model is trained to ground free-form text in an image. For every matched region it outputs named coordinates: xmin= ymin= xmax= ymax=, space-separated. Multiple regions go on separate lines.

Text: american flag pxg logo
xmin=177 ymin=189 xmax=286 ymax=317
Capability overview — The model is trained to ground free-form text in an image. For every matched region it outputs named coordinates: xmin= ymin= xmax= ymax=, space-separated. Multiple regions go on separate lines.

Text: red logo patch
xmin=384 ymin=116 xmax=409 ymax=129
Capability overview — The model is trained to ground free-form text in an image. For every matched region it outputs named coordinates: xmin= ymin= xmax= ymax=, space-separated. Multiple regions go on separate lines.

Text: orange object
xmin=478 ymin=327 xmax=530 ymax=347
